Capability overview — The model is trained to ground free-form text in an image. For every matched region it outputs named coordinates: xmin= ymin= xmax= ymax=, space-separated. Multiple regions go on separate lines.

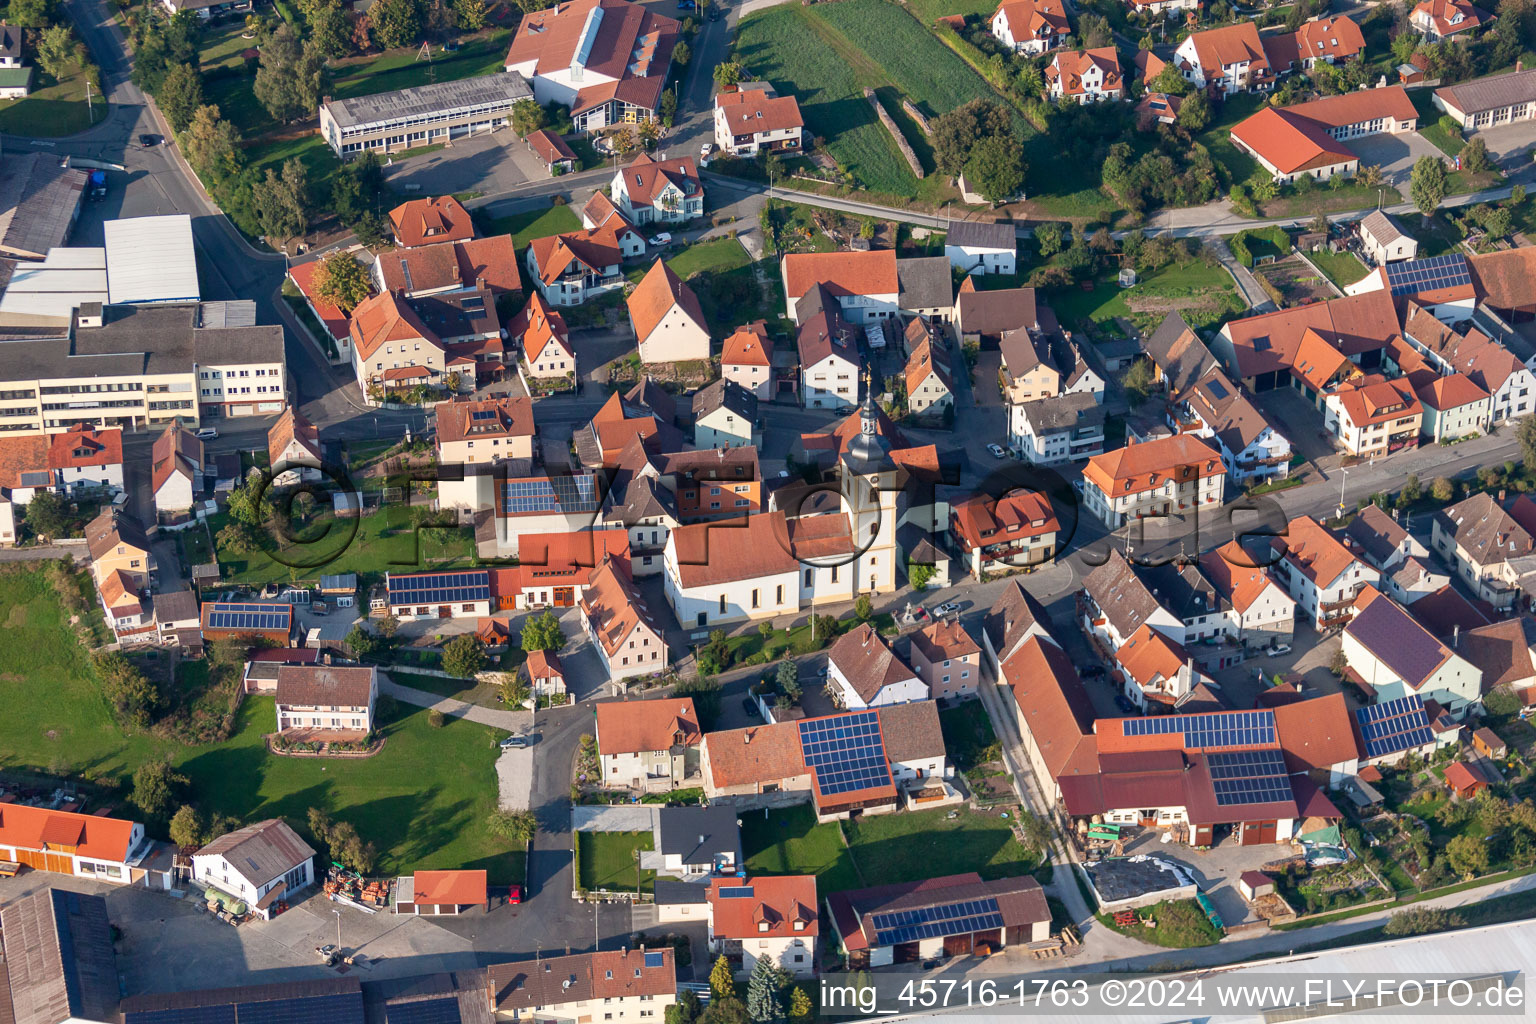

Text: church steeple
xmin=845 ymin=366 xmax=891 ymax=471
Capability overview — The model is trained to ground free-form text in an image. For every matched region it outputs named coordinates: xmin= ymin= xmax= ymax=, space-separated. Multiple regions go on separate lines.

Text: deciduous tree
xmin=442 ymin=632 xmax=487 ymax=678
xmin=713 ymin=60 xmax=744 ymax=89
xmin=182 ymin=105 xmax=242 ymax=183
xmin=309 ymin=0 xmax=353 ymax=58
xmin=157 ymin=63 xmax=204 ymax=135
xmin=520 ymin=610 xmax=566 ymax=652
xmin=453 ymin=0 xmax=488 ymax=31
xmin=23 ymin=490 xmax=72 ymax=539
xmin=130 ymin=759 xmax=187 ymax=821
xmin=964 ymin=132 xmax=1025 ymax=202
xmin=313 ymin=252 xmax=373 ymax=311
xmin=512 ymin=97 xmax=546 ymax=136
xmin=1410 ymin=155 xmax=1447 ymax=218
xmin=930 ymin=97 xmax=1011 ymax=177
xmin=169 ymin=805 xmax=205 ymax=849
xmin=371 ymin=0 xmax=425 ymax=49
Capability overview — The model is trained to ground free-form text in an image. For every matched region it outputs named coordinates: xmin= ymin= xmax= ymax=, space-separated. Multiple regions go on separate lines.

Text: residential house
xmin=700 ymin=701 xmax=950 ymax=820
xmin=1265 ymin=15 xmax=1367 ymax=73
xmin=980 ymin=577 xmax=1055 ymax=677
xmin=595 ymin=697 xmax=701 ymax=791
xmin=273 ymin=664 xmax=377 ymax=739
xmin=502 ymin=0 xmax=680 ymax=130
xmin=1342 ymin=503 xmax=1432 ymax=575
xmin=574 ymin=386 xmax=684 ymax=468
xmin=347 ymin=290 xmax=448 ymax=400
xmin=1399 ymin=305 xmax=1535 ymax=424
xmin=1271 ymin=514 xmax=1380 ymax=628
xmin=949 ymin=489 xmax=1059 ymax=579
xmin=693 ymin=378 xmax=758 ymax=449
xmin=722 ymin=321 xmax=774 ymax=399
xmin=98 ymin=567 xmax=149 ymax=639
xmin=1347 ymin=256 xmax=1478 ymax=323
xmin=1413 ymin=0 xmax=1493 ymax=40
xmin=525 ymin=648 xmax=567 ymax=698
xmin=581 ymin=557 xmax=670 ymax=687
xmin=827 ymin=873 xmax=1049 ymax=970
xmin=705 ymin=876 xmax=818 ymax=979
xmin=1115 ymin=623 xmax=1208 ymax=710
xmin=515 ymin=292 xmax=577 ymax=381
xmin=1009 ymin=391 xmax=1107 ymax=464
xmin=1136 ymin=90 xmax=1184 ymax=126
xmin=433 ymin=394 xmax=536 ymax=511
xmin=385 ymin=569 xmax=493 ymax=621
xmin=649 ymin=805 xmax=740 ymax=878
xmin=525 ymin=128 xmax=576 ymax=174
xmin=267 ymin=407 xmax=323 ymax=487
xmin=1079 ymin=433 xmax=1226 ymax=529
xmin=796 ymin=289 xmax=861 ymax=409
xmin=896 ymin=255 xmax=956 ymax=323
xmin=1199 ymin=541 xmax=1297 ymax=649
xmin=1175 ymin=23 xmax=1274 ymax=95
xmin=1127 ymin=0 xmax=1199 ymax=17
xmin=998 ymin=318 xmax=1103 ymax=405
xmin=1323 ymin=376 xmax=1423 ymax=457
xmin=1141 ymin=311 xmax=1220 ymax=399
xmin=781 ymin=250 xmax=899 ymax=325
xmin=904 ymin=334 xmax=954 ymax=419
xmin=488 ymin=530 xmax=632 ymax=610
xmin=0 ymin=887 xmax=121 ymax=1024
xmin=909 ymin=619 xmax=982 ymax=701
xmin=1175 ymin=367 xmax=1293 ymax=488
xmin=387 ymin=195 xmax=474 ymax=249
xmin=486 ymin=948 xmax=677 ymax=1022
xmin=153 ymin=587 xmax=202 ymax=647
xmin=1045 ymin=47 xmax=1124 ymax=102
xmin=612 ymin=153 xmax=704 ymax=225
xmin=944 ymin=219 xmax=1017 ymax=277
xmin=1081 ymin=551 xmax=1230 ymax=651
xmin=0 ymin=805 xmax=147 ymax=885
xmin=714 ymin=83 xmax=804 ymax=157
xmin=191 ymin=819 xmax=316 ymax=921
xmin=1432 ymin=491 xmax=1536 ymax=609
xmin=990 ymin=0 xmax=1069 ymax=55
xmin=827 ymin=622 xmax=927 ymax=709
xmin=1435 ymin=66 xmax=1536 ymax=130
xmin=85 ymin=508 xmax=153 ymax=591
xmin=1342 ymin=586 xmax=1483 ymax=715
xmin=150 ymin=424 xmax=202 ymax=516
xmin=1416 ymin=373 xmax=1492 ymax=442
xmin=1210 ymin=288 xmax=1400 ymax=394
xmin=1231 ymin=87 xmax=1419 ymax=184
xmin=373 ymin=235 xmax=520 ymax=302
xmin=1460 ymin=616 xmax=1536 ymax=703
xmin=1358 ymin=210 xmax=1418 ymax=265
xmin=955 ymin=285 xmax=1038 ymax=345
xmin=0 ymin=429 xmax=125 ymax=523
xmin=630 ymin=259 xmax=711 ymax=364
xmin=525 ymin=227 xmax=627 ymax=307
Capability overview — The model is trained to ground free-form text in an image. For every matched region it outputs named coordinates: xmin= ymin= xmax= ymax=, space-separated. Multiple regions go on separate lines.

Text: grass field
xmin=484 ymin=204 xmax=583 ymax=248
xmin=1197 ymin=92 xmax=1267 ymax=185
xmin=0 ymin=66 xmax=110 ymax=137
xmin=741 ymin=805 xmax=865 ymax=892
xmin=577 ymin=830 xmax=655 ymax=893
xmin=1047 ymin=259 xmax=1240 ymax=332
xmin=842 ymin=806 xmax=1045 ymax=886
xmin=1097 ymin=898 xmax=1222 ymax=947
xmin=1306 ymin=248 xmax=1370 ymax=288
xmin=902 ymin=0 xmax=1000 ymax=22
xmin=329 ymin=31 xmax=513 ymax=101
xmin=198 ymin=22 xmax=256 ymax=72
xmin=666 ymin=238 xmax=752 ymax=281
xmin=206 ymin=73 xmax=279 ymax=139
xmin=210 ymin=507 xmax=477 ymax=587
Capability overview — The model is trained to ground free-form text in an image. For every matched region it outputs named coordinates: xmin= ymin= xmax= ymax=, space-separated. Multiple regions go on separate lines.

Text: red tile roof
xmin=1186 ymin=22 xmax=1267 ymax=75
xmin=512 ymin=292 xmax=573 ymax=366
xmin=1414 ymin=0 xmax=1491 ymax=36
xmin=505 ymin=0 xmax=680 ymax=86
xmin=1272 ymin=514 xmax=1361 ymax=586
xmin=722 ymin=321 xmax=772 ymax=367
xmin=526 ymin=128 xmax=576 ymax=165
xmin=1082 ymin=433 xmax=1224 ymax=498
xmin=267 ymin=407 xmax=321 ymax=469
xmin=618 ymin=153 xmax=701 ymax=209
xmin=375 ymin=235 xmax=521 ymax=296
xmin=48 ymin=423 xmax=122 ymax=472
xmin=388 ymin=195 xmax=474 ymax=248
xmin=669 ymin=509 xmax=799 ymax=588
xmin=596 ymin=698 xmax=700 ymax=756
xmin=1273 ymin=692 xmax=1359 ymax=770
xmin=716 ymin=87 xmax=804 ymax=136
xmin=992 ymin=0 xmax=1068 ymax=41
xmin=782 ymin=250 xmax=898 ymax=304
xmin=628 ymin=259 xmax=707 ymax=342
xmin=1231 ymin=106 xmax=1357 ymax=175
xmin=579 ymin=556 xmax=659 ymax=657
xmin=1045 ymin=47 xmax=1123 ymax=97
xmin=529 ymin=228 xmax=623 ymax=285
xmin=349 ymin=290 xmax=442 ymax=361
xmin=435 ymin=394 xmax=535 ymax=443
xmin=526 ymin=647 xmax=564 ymax=681
xmin=950 ymin=489 xmax=1059 ymax=550
xmin=1002 ymin=635 xmax=1098 ymax=779
xmin=1329 ymin=376 xmax=1421 ymax=429
xmin=150 ymin=424 xmax=201 ymax=496
xmin=288 ymin=261 xmax=352 ymax=341
xmin=413 ymin=869 xmax=487 ymax=906
xmin=707 ymin=875 xmax=818 ymax=939
xmin=0 ymin=803 xmax=138 ymax=861
xmin=1222 ymin=289 xmax=1400 ymax=380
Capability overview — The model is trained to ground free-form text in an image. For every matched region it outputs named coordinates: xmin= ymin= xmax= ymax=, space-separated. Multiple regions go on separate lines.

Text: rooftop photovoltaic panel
xmin=386 ymin=570 xmax=491 ymax=605
xmin=127 ymin=1007 xmax=239 ymax=1024
xmin=644 ymin=951 xmax=666 ymax=967
xmin=205 ymin=602 xmax=292 ymax=631
xmin=1355 ymin=694 xmax=1434 ymax=759
xmin=870 ymin=897 xmax=1005 ymax=946
xmin=383 ymin=998 xmax=462 ymax=1024
xmin=1207 ymin=749 xmax=1293 ymax=807
xmin=237 ymin=993 xmax=364 ymax=1024
xmin=799 ymin=712 xmax=893 ymax=797
xmin=717 ymin=886 xmax=755 ymax=899
xmin=498 ymin=474 xmax=600 ymax=516
xmin=1385 ymin=254 xmax=1472 ymax=296
xmin=1120 ymin=710 xmax=1276 ymax=749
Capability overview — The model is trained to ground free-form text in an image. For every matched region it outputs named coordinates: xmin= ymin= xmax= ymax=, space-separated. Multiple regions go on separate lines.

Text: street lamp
xmin=1337 ymin=466 xmax=1350 ymax=520
xmin=332 ymin=908 xmax=342 ymax=951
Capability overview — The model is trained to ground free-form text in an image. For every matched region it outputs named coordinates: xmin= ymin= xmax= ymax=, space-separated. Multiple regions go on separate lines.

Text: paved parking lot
xmin=1256 ymin=385 xmax=1336 ymax=469
xmin=1348 ymin=131 xmax=1448 ymax=184
xmin=1472 ymin=120 xmax=1536 ymax=164
xmin=1119 ymin=830 xmax=1283 ymax=928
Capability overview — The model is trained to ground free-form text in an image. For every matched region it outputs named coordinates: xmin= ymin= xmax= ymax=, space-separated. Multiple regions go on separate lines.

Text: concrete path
xmin=1209 ymin=236 xmax=1277 ymax=314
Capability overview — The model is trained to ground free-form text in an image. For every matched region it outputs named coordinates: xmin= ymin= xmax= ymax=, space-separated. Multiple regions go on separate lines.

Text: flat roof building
xmin=319 ymin=72 xmax=534 ymax=158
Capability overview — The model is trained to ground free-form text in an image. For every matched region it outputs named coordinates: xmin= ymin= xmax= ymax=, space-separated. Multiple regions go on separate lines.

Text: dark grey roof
xmin=1184 ymin=368 xmax=1276 ymax=455
xmin=322 ymin=73 xmax=533 ymax=130
xmin=692 ymin=377 xmax=757 ymax=425
xmin=652 ymin=879 xmax=709 ymax=905
xmin=1 ymin=888 xmax=118 ymax=1024
xmin=896 ymin=256 xmax=953 ymax=312
xmin=362 ymin=971 xmax=493 ymax=1024
xmin=1140 ymin=561 xmax=1226 ymax=622
xmin=957 ymin=287 xmax=1037 ymax=336
xmin=946 ymin=219 xmax=1015 ymax=250
xmin=123 ymin=978 xmax=364 ymax=1024
xmin=193 ymin=818 xmax=316 ymax=889
xmin=1435 ymin=491 xmax=1536 ymax=566
xmin=0 ymin=153 xmax=87 ymax=259
xmin=1142 ymin=311 xmax=1217 ymax=396
xmin=655 ymin=805 xmax=740 ymax=863
xmin=321 ymin=573 xmax=358 ymax=591
xmin=1342 ymin=504 xmax=1410 ymax=569
xmin=1014 ymin=391 xmax=1105 ymax=434
xmin=1345 ymin=595 xmax=1451 ymax=688
xmin=1081 ymin=549 xmax=1166 ymax=637
xmin=625 ymin=376 xmax=677 ymax=425
xmin=0 ymin=23 xmax=20 ymax=61
xmin=153 ymin=587 xmax=199 ymax=625
xmin=983 ymin=578 xmax=1053 ymax=663
xmin=1436 ymin=67 xmax=1536 ymax=116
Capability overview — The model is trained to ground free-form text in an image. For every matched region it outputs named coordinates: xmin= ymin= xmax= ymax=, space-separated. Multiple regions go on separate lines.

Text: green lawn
xmin=386 ymin=668 xmax=507 ymax=709
xmin=1047 ymin=259 xmax=1241 ymax=333
xmin=206 ymin=73 xmax=280 ymax=138
xmin=210 ymin=507 xmax=477 ymax=587
xmin=736 ymin=6 xmax=920 ymax=197
xmin=1307 ymin=248 xmax=1370 ymax=288
xmin=1412 ymin=89 xmax=1461 ymax=157
xmin=938 ymin=700 xmax=997 ymax=775
xmin=180 ymin=695 xmax=520 ymax=882
xmin=1258 ymin=182 xmax=1400 ymax=219
xmin=666 ymin=238 xmax=752 ymax=281
xmin=180 ymin=524 xmax=214 ymax=568
xmin=1097 ymin=899 xmax=1222 ymax=947
xmin=0 ymin=66 xmax=109 ymax=137
xmin=903 ymin=0 xmax=1000 ymax=22
xmin=741 ymin=805 xmax=864 ymax=893
xmin=1413 ymin=212 xmax=1465 ymax=257
xmin=1197 ymin=92 xmax=1267 ymax=184
xmin=198 ymin=22 xmax=257 ymax=72
xmin=485 ymin=204 xmax=583 ymax=248
xmin=577 ymin=830 xmax=655 ymax=893
xmin=329 ymin=30 xmax=513 ymax=101
xmin=843 ymin=806 xmax=1046 ymax=886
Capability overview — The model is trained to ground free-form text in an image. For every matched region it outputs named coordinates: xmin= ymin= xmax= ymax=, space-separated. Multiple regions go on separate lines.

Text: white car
xmin=1267 ymin=643 xmax=1292 ymax=657
xmin=195 ymin=427 xmax=219 ymax=440
xmin=649 ymin=232 xmax=672 ymax=246
xmin=987 ymin=443 xmax=1007 ymax=458
xmin=933 ymin=601 xmax=960 ymax=617
xmin=700 ymin=142 xmax=716 ymax=159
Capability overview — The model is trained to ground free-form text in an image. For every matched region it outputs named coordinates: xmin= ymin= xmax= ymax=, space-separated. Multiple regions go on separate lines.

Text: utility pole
xmin=85 ymin=79 xmax=93 ymax=122
xmin=1337 ymin=466 xmax=1350 ymax=520
xmin=332 ymin=908 xmax=341 ymax=950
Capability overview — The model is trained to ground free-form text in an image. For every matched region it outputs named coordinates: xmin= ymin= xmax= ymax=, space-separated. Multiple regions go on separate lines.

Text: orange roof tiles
xmin=1469 ymin=247 xmax=1536 ymax=312
xmin=1222 ymin=289 xmax=1400 ymax=380
xmin=0 ymin=802 xmax=138 ymax=861
xmin=618 ymin=153 xmax=701 ymax=209
xmin=669 ymin=511 xmax=799 ymax=588
xmin=1081 ymin=433 xmax=1224 ymax=499
xmin=911 ymin=619 xmax=980 ymax=663
xmin=529 ymin=229 xmax=623 ymax=286
xmin=505 ymin=0 xmax=680 ymax=86
xmin=596 ymin=698 xmax=700 ymax=756
xmin=375 ymin=235 xmax=521 ymax=296
xmin=150 ymin=424 xmax=201 ymax=496
xmin=526 ymin=128 xmax=576 ymax=165
xmin=1273 ymin=514 xmax=1361 ymax=586
xmin=1231 ymin=106 xmax=1357 ymax=175
xmin=526 ymin=647 xmax=564 ymax=681
xmin=349 ymin=290 xmax=442 ymax=361
xmin=511 ymin=292 xmax=572 ymax=365
xmin=1330 ymin=376 xmax=1421 ymax=428
xmin=287 ymin=261 xmax=353 ymax=340
xmin=388 ymin=195 xmax=473 ymax=248
xmin=1272 ymin=692 xmax=1359 ymax=770
xmin=1292 ymin=16 xmax=1367 ymax=65
xmin=1199 ymin=541 xmax=1280 ymax=613
xmin=1187 ymin=22 xmax=1267 ymax=72
xmin=1414 ymin=0 xmax=1491 ymax=36
xmin=1416 ymin=371 xmax=1489 ymax=411
xmin=435 ymin=394 xmax=534 ymax=443
xmin=1116 ymin=623 xmax=1191 ymax=689
xmin=628 ymin=259 xmax=707 ymax=342
xmin=707 ymin=875 xmax=818 ymax=939
xmin=992 ymin=0 xmax=1069 ymax=40
xmin=48 ymin=423 xmax=122 ymax=472
xmin=951 ymin=489 xmax=1058 ymax=550
xmin=1045 ymin=47 xmax=1123 ymax=97
xmin=580 ymin=557 xmax=662 ymax=658
xmin=723 ymin=321 xmax=772 ymax=367
xmin=716 ymin=87 xmax=804 ymax=136
xmin=413 ymin=869 xmax=487 ymax=906
xmin=1003 ymin=636 xmax=1098 ymax=779
xmin=267 ymin=407 xmax=321 ymax=470
xmin=782 ymin=250 xmax=898 ymax=304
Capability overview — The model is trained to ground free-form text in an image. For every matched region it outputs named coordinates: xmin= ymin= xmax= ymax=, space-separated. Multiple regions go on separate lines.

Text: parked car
xmin=194 ymin=427 xmax=218 ymax=440
xmin=499 ymin=735 xmax=530 ymax=749
xmin=987 ymin=443 xmax=1007 ymax=458
xmin=700 ymin=142 xmax=716 ymax=159
xmin=139 ymin=134 xmax=162 ymax=147
xmin=1268 ymin=643 xmax=1293 ymax=657
xmin=1080 ymin=664 xmax=1106 ymax=679
xmin=648 ymin=232 xmax=673 ymax=246
xmin=740 ymin=697 xmax=759 ymax=717
xmin=1114 ymin=694 xmax=1138 ymax=714
xmin=933 ymin=601 xmax=960 ymax=616
xmin=508 ymin=884 xmax=522 ymax=905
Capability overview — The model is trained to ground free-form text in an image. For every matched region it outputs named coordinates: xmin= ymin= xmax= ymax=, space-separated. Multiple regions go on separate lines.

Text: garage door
xmin=16 ymin=849 xmax=46 ymax=871
xmin=45 ymin=851 xmax=72 ymax=873
xmin=229 ymin=405 xmax=255 ymax=417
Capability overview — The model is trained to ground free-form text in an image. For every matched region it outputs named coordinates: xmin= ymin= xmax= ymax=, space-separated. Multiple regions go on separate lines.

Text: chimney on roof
xmin=1454 ymin=625 xmax=1460 ymax=647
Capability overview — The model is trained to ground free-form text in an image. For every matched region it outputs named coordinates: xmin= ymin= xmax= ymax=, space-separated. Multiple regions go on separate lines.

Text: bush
xmin=428 ymin=709 xmax=446 ymax=728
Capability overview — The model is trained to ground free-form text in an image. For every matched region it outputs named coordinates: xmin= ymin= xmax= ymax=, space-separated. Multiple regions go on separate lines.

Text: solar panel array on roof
xmin=386 ymin=570 xmax=491 ymax=605
xmin=1121 ymin=710 xmax=1276 ymax=748
xmin=207 ymin=602 xmax=292 ymax=631
xmin=643 ymin=951 xmax=665 ymax=968
xmin=383 ymin=997 xmax=462 ymax=1024
xmin=127 ymin=992 xmax=363 ymax=1024
xmin=1355 ymin=694 xmax=1434 ymax=759
xmin=870 ymin=897 xmax=1005 ymax=946
xmin=127 ymin=1007 xmax=238 ymax=1024
xmin=498 ymin=474 xmax=600 ymax=516
xmin=1207 ymin=749 xmax=1293 ymax=807
xmin=1205 ymin=378 xmax=1229 ymax=401
xmin=717 ymin=885 xmax=755 ymax=899
xmin=799 ymin=712 xmax=893 ymax=797
xmin=1385 ymin=254 xmax=1472 ymax=297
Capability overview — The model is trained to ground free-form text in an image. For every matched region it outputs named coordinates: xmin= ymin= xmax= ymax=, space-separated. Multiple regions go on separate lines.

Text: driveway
xmin=1255 ymin=385 xmax=1335 ymax=466
xmin=381 ymin=128 xmax=532 ymax=196
xmin=1473 ymin=120 xmax=1536 ymax=165
xmin=1347 ymin=131 xmax=1448 ymax=184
